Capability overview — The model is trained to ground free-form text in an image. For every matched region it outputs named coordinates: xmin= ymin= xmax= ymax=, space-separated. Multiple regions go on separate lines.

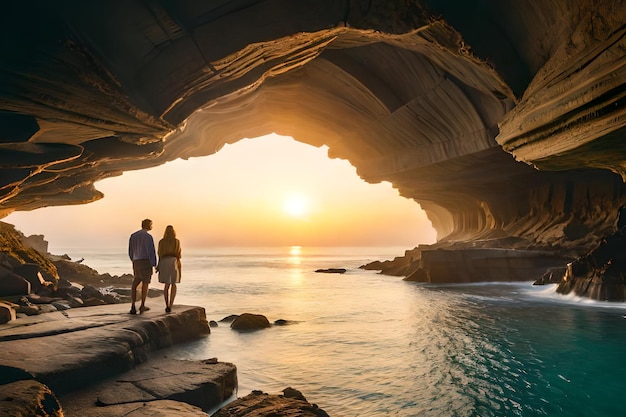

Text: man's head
xmin=141 ymin=219 xmax=153 ymax=230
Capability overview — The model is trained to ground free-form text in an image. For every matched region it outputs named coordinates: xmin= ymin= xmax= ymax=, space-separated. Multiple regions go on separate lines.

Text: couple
xmin=128 ymin=219 xmax=182 ymax=314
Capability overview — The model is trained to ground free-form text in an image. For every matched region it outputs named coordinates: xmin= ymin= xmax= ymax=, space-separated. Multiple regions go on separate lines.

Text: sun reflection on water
xmin=288 ymin=246 xmax=302 ymax=265
xmin=288 ymin=246 xmax=303 ymax=284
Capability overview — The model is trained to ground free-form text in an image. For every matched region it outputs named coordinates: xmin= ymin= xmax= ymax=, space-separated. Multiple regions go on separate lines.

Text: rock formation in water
xmin=1 ymin=1 xmax=625 ymax=298
xmin=213 ymin=388 xmax=330 ymax=417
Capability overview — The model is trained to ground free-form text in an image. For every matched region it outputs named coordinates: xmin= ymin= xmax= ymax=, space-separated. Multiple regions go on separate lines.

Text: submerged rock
xmin=274 ymin=319 xmax=298 ymax=326
xmin=219 ymin=314 xmax=239 ymax=323
xmin=230 ymin=313 xmax=271 ymax=331
xmin=315 ymin=268 xmax=347 ymax=274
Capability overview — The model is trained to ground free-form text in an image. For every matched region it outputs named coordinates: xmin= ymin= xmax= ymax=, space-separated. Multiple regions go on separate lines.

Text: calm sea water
xmin=62 ymin=246 xmax=626 ymax=417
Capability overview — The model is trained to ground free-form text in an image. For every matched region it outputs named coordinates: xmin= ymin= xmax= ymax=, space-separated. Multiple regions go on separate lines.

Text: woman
xmin=157 ymin=225 xmax=182 ymax=313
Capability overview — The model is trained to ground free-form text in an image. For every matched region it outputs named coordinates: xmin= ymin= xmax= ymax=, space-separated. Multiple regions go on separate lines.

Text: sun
xmin=283 ymin=194 xmax=310 ymax=218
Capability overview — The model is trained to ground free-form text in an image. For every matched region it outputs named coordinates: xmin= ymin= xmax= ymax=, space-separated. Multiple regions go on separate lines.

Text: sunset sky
xmin=5 ymin=134 xmax=436 ymax=252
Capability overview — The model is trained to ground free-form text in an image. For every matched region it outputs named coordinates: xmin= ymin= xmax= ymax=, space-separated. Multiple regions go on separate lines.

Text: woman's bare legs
xmin=164 ymin=283 xmax=171 ymax=312
xmin=169 ymin=284 xmax=177 ymax=310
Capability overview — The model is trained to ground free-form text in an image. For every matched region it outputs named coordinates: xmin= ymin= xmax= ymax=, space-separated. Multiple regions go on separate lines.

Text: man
xmin=128 ymin=218 xmax=157 ymax=314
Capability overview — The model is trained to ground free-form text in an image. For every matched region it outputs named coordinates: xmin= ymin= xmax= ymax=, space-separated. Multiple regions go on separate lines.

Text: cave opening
xmin=4 ymin=133 xmax=437 ymax=255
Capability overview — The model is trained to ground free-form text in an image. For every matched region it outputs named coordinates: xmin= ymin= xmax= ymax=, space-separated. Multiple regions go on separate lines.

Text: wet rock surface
xmin=230 ymin=313 xmax=271 ymax=332
xmin=556 ymin=227 xmax=626 ymax=301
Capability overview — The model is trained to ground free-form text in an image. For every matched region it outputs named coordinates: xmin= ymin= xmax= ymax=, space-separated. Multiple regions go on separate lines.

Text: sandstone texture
xmin=0 ymin=304 xmax=210 ymax=395
xmin=0 ymin=304 xmax=239 ymax=416
xmin=213 ymin=388 xmax=330 ymax=417
xmin=0 ymin=379 xmax=63 ymax=417
xmin=61 ymin=358 xmax=237 ymax=416
xmin=1 ymin=1 xmax=626 ymax=299
xmin=65 ymin=400 xmax=210 ymax=417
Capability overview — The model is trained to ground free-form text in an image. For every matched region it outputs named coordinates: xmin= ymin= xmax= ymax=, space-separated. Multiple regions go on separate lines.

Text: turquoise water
xmin=69 ymin=247 xmax=626 ymax=416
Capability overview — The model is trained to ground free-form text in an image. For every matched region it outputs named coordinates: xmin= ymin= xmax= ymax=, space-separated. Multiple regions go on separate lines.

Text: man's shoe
xmin=139 ymin=306 xmax=150 ymax=313
xmin=129 ymin=306 xmax=137 ymax=315
xmin=165 ymin=307 xmax=171 ymax=313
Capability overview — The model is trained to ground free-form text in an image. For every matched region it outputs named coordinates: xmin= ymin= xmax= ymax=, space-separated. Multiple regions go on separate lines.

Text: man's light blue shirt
xmin=128 ymin=229 xmax=157 ymax=266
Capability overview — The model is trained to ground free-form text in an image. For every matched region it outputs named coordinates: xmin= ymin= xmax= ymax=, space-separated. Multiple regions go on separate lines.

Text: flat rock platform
xmin=0 ymin=304 xmax=238 ymax=416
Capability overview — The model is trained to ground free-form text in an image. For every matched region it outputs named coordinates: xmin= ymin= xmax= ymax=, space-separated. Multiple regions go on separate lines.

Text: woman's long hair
xmin=163 ymin=225 xmax=176 ymax=239
xmin=159 ymin=225 xmax=180 ymax=258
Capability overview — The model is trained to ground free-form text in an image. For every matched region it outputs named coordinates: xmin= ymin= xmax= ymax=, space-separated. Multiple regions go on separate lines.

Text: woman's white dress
xmin=158 ymin=256 xmax=180 ymax=284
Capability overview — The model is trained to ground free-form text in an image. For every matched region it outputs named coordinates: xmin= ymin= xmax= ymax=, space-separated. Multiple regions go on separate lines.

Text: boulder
xmin=230 ymin=313 xmax=270 ymax=331
xmin=25 ymin=294 xmax=62 ymax=304
xmin=15 ymin=297 xmax=40 ymax=316
xmin=54 ymin=284 xmax=82 ymax=299
xmin=0 ymin=301 xmax=16 ymax=324
xmin=0 ymin=252 xmax=21 ymax=270
xmin=12 ymin=263 xmax=46 ymax=292
xmin=81 ymin=297 xmax=107 ymax=307
xmin=0 ymin=380 xmax=63 ymax=417
xmin=282 ymin=386 xmax=308 ymax=401
xmin=37 ymin=304 xmax=59 ymax=314
xmin=51 ymin=300 xmax=72 ymax=311
xmin=0 ymin=268 xmax=31 ymax=297
xmin=52 ymin=258 xmax=102 ymax=285
xmin=219 ymin=314 xmax=239 ymax=323
xmin=213 ymin=389 xmax=330 ymax=417
xmin=81 ymin=285 xmax=103 ymax=300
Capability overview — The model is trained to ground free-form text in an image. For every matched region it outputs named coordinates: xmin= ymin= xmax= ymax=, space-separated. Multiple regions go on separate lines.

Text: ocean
xmin=60 ymin=246 xmax=626 ymax=417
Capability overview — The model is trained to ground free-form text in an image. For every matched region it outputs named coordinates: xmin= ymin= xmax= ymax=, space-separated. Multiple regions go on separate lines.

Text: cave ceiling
xmin=1 ymin=0 xmax=625 ymax=252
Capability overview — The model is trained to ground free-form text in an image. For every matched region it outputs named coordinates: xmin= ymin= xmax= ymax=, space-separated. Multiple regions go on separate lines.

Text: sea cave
xmin=1 ymin=0 xmax=626 ymax=300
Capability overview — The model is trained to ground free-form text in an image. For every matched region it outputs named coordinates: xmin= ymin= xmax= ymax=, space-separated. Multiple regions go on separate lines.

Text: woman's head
xmin=163 ymin=225 xmax=176 ymax=238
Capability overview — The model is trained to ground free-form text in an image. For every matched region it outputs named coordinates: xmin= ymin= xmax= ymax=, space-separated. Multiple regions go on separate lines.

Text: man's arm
xmin=148 ymin=236 xmax=157 ymax=267
xmin=128 ymin=235 xmax=134 ymax=260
